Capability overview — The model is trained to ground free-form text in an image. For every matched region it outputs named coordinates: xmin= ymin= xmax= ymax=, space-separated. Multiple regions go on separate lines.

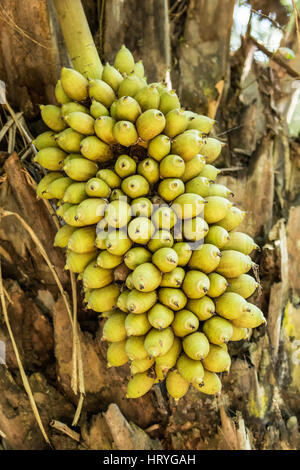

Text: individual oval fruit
xmin=126 ymin=289 xmax=157 ymax=314
xmin=94 ymin=116 xmax=117 ymax=144
xmin=87 ymin=284 xmax=120 ymax=313
xmin=115 ymin=96 xmax=141 ymax=122
xmin=144 ymin=327 xmax=174 ymax=358
xmin=166 ymin=370 xmax=189 ymax=400
xmin=33 ymin=131 xmax=58 ymax=150
xmin=82 ymin=262 xmax=113 ymax=289
xmin=125 ymin=335 xmax=148 ymax=360
xmin=147 ymin=134 xmax=171 ymax=161
xmin=215 ymin=292 xmax=250 ymax=320
xmin=182 ymin=271 xmax=210 ymax=299
xmin=183 ymin=332 xmax=210 ymax=360
xmin=148 ymin=230 xmax=174 ymax=252
xmin=187 ymin=296 xmax=215 ymax=321
xmin=172 ymin=309 xmax=199 ymax=337
xmin=171 ymin=193 xmax=205 ymax=220
xmin=160 ymin=267 xmax=185 ymax=288
xmin=188 ymin=244 xmax=221 ymax=273
xmin=126 ymin=372 xmax=154 ymax=398
xmin=114 ymin=154 xmax=136 ymax=178
xmin=131 ymin=262 xmax=162 ymax=292
xmin=205 ymin=226 xmax=230 ymax=249
xmin=68 ymin=226 xmax=96 ymax=253
xmin=185 ymin=175 xmax=212 ymax=198
xmin=85 ymin=178 xmax=111 ymax=198
xmin=203 ymin=316 xmax=233 ymax=345
xmin=181 ymin=154 xmax=206 ymax=182
xmin=158 ymin=288 xmax=187 ymax=311
xmin=193 ymin=370 xmax=222 ymax=395
xmin=202 ymin=344 xmax=231 ymax=373
xmin=136 ymin=109 xmax=166 ymax=141
xmin=97 ymin=251 xmax=123 ymax=269
xmin=53 ymin=224 xmax=76 ymax=248
xmin=158 ymin=178 xmax=185 ymax=202
xmin=107 ymin=340 xmax=128 ymax=367
xmin=88 ymin=78 xmax=115 ymax=108
xmin=177 ymin=354 xmax=204 ymax=385
xmin=138 ymin=158 xmax=160 ymax=185
xmin=216 ymin=250 xmax=253 ymax=278
xmin=121 ymin=175 xmax=149 ymax=198
xmin=65 ymin=250 xmax=98 ymax=273
xmin=130 ymin=357 xmax=154 ymax=375
xmin=102 ymin=63 xmax=123 ymax=91
xmin=64 ymin=111 xmax=95 ymax=135
xmin=114 ymin=45 xmax=135 ymax=74
xmin=207 ymin=273 xmax=228 ymax=298
xmin=226 ymin=274 xmax=259 ymax=299
xmin=63 ymin=182 xmax=87 ymax=203
xmin=105 ymin=200 xmax=131 ymax=228
xmin=204 ymin=196 xmax=232 ymax=224
xmin=125 ymin=312 xmax=151 ymax=336
xmin=232 ymin=303 xmax=266 ymax=328
xmin=60 ymin=67 xmax=89 ymax=101
xmin=222 ymin=232 xmax=259 ymax=255
xmin=63 ymin=157 xmax=98 ymax=181
xmin=152 ymin=206 xmax=177 ymax=230
xmin=217 ymin=206 xmax=246 ymax=231
xmin=131 ymin=197 xmax=153 ymax=218
xmin=124 ymin=247 xmax=152 ymax=270
xmin=164 ymin=108 xmax=188 ymax=138
xmin=171 ymin=132 xmax=201 ymax=162
xmin=159 ymin=154 xmax=185 ymax=179
xmin=40 ymin=104 xmax=67 ymax=132
xmin=152 ymin=247 xmax=178 ymax=273
xmin=148 ymin=304 xmax=174 ymax=330
xmin=198 ymin=137 xmax=223 ymax=163
xmin=34 ymin=147 xmax=66 ymax=171
xmin=128 ymin=217 xmax=155 ymax=245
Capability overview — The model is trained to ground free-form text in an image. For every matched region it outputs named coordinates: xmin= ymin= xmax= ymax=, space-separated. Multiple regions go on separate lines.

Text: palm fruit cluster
xmin=34 ymin=44 xmax=266 ymax=401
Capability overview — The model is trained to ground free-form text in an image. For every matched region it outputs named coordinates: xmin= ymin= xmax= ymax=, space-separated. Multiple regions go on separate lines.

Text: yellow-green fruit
xmin=193 ymin=370 xmax=222 ymax=395
xmin=126 ymin=372 xmax=154 ymax=399
xmin=135 ymin=85 xmax=160 ymax=111
xmin=152 ymin=206 xmax=177 ymax=230
xmin=64 ymin=112 xmax=95 ymax=135
xmin=144 ymin=327 xmax=174 ymax=358
xmin=222 ymin=232 xmax=259 ymax=255
xmin=138 ymin=158 xmax=160 ymax=185
xmin=85 ymin=178 xmax=111 ymax=198
xmin=164 ymin=108 xmax=188 ymax=138
xmin=107 ymin=340 xmax=128 ymax=367
xmin=63 ymin=182 xmax=87 ymax=203
xmin=126 ymin=289 xmax=157 ymax=314
xmin=134 ymin=60 xmax=145 ymax=78
xmin=90 ymin=99 xmax=110 ymax=118
xmin=215 ymin=292 xmax=250 ymax=320
xmin=148 ymin=304 xmax=174 ymax=329
xmin=207 ymin=273 xmax=228 ymax=297
xmin=216 ymin=250 xmax=252 ymax=278
xmin=82 ymin=262 xmax=113 ymax=289
xmin=88 ymin=79 xmax=115 ymax=107
xmin=198 ymin=164 xmax=220 ymax=181
xmin=87 ymin=284 xmax=119 ymax=313
xmin=80 ymin=136 xmax=114 ymax=162
xmin=110 ymin=189 xmax=126 ymax=201
xmin=115 ymin=155 xmax=136 ymax=178
xmin=56 ymin=202 xmax=73 ymax=218
xmin=207 ymin=183 xmax=234 ymax=198
xmin=97 ymin=169 xmax=121 ymax=188
xmin=187 ymin=296 xmax=215 ymax=321
xmin=53 ymin=224 xmax=76 ymax=248
xmin=155 ymin=336 xmax=182 ymax=372
xmin=63 ymin=205 xmax=85 ymax=227
xmin=226 ymin=274 xmax=259 ymax=299
xmin=177 ymin=354 xmax=204 ymax=385
xmin=125 ymin=312 xmax=151 ymax=336
xmin=181 ymin=154 xmax=206 ymax=182
xmin=102 ymin=63 xmax=123 ymax=91
xmin=60 ymin=67 xmax=89 ymax=101
xmin=204 ymin=196 xmax=232 ymax=224
xmin=116 ymin=289 xmax=130 ymax=312
xmin=172 ymin=309 xmax=199 ymax=337
xmin=65 ymin=250 xmax=98 ymax=273
xmin=114 ymin=45 xmax=135 ymax=74
xmin=172 ymin=193 xmax=205 ymax=219
xmin=125 ymin=336 xmax=148 ymax=360
xmin=232 ymin=303 xmax=266 ymax=328
xmin=124 ymin=247 xmax=152 ymax=270
xmin=202 ymin=344 xmax=231 ymax=373
xmin=183 ymin=332 xmax=210 ymax=360
xmin=117 ymin=74 xmax=145 ymax=98
xmin=159 ymin=155 xmax=185 ymax=179
xmin=136 ymin=109 xmax=166 ymax=142
xmin=183 ymin=217 xmax=209 ymax=241
xmin=198 ymin=137 xmax=223 ymax=163
xmin=132 ymin=262 xmax=162 ymax=292
xmin=185 ymin=175 xmax=211 ymax=198
xmin=97 ymin=250 xmax=123 ymax=269
xmin=131 ymin=197 xmax=153 ymax=218
xmin=203 ymin=316 xmax=233 ymax=345
xmin=63 ymin=158 xmax=98 ymax=181
xmin=159 ymin=90 xmax=180 ymax=115
xmin=76 ymin=198 xmax=106 ymax=225
xmin=40 ymin=104 xmax=67 ymax=132
xmin=147 ymin=230 xmax=173 ymax=252
xmin=152 ymin=247 xmax=178 ymax=273
xmin=217 ymin=206 xmax=246 ymax=231
xmin=204 ymin=226 xmax=230 ymax=249
xmin=67 ymin=226 xmax=96 ymax=253
xmin=55 ymin=79 xmax=71 ymax=104
xmin=102 ymin=311 xmax=126 ymax=342
xmin=147 ymin=134 xmax=171 ymax=161
xmin=33 ymin=131 xmax=58 ymax=150
xmin=173 ymin=242 xmax=192 ymax=267
xmin=63 ymin=153 xmax=83 ymax=164
xmin=130 ymin=357 xmax=154 ymax=375
xmin=158 ymin=178 xmax=185 ymax=202
xmin=185 ymin=112 xmax=215 ymax=134
xmin=115 ymin=96 xmax=141 ymax=122
xmin=36 ymin=172 xmax=62 ymax=198
xmin=230 ymin=325 xmax=249 ymax=341
xmin=110 ymin=101 xmax=118 ymax=119
xmin=55 ymin=128 xmax=84 ymax=152
xmin=94 ymin=116 xmax=117 ymax=144
xmin=188 ymin=244 xmax=221 ymax=273
xmin=34 ymin=147 xmax=66 ymax=171
xmin=95 ymin=230 xmax=107 ymax=249
xmin=46 ymin=177 xmax=73 ymax=199
xmin=182 ymin=270 xmax=210 ymax=299
xmin=61 ymin=102 xmax=89 ymax=117
xmin=159 ymin=287 xmax=187 ymax=311
xmin=171 ymin=132 xmax=201 ymax=162
xmin=166 ymin=370 xmax=189 ymax=400
xmin=105 ymin=230 xmax=132 ymax=256
xmin=160 ymin=267 xmax=185 ymax=288
xmin=128 ymin=217 xmax=155 ymax=245
xmin=105 ymin=200 xmax=131 ymax=228
xmin=113 ymin=120 xmax=138 ymax=146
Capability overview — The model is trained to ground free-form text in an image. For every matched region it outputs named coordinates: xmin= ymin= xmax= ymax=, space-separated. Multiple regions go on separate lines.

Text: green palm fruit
xmin=188 ymin=244 xmax=221 ymax=273
xmin=88 ymin=284 xmax=120 ymax=313
xmin=80 ymin=136 xmax=114 ymax=162
xmin=110 ymin=189 xmax=126 ymax=201
xmin=36 ymin=172 xmax=62 ymax=198
xmin=128 ymin=217 xmax=155 ymax=245
xmin=116 ymin=289 xmax=130 ymax=312
xmin=135 ymin=85 xmax=160 ymax=111
xmin=125 ymin=272 xmax=134 ymax=290
xmin=216 ymin=250 xmax=252 ymax=278
xmin=102 ymin=63 xmax=123 ymax=91
xmin=118 ymin=74 xmax=145 ymax=98
xmin=67 ymin=226 xmax=96 ymax=253
xmin=125 ymin=336 xmax=148 ymax=360
xmin=82 ymin=262 xmax=113 ymax=289
xmin=203 ymin=316 xmax=233 ymax=345
xmin=88 ymin=78 xmax=115 ymax=107
xmin=125 ymin=312 xmax=151 ymax=336
xmin=226 ymin=274 xmax=259 ymax=299
xmin=182 ymin=270 xmax=210 ymax=299
xmin=217 ymin=206 xmax=246 ymax=231
xmin=198 ymin=164 xmax=220 ymax=181
xmin=95 ymin=230 xmax=108 ymax=250
xmin=155 ymin=336 xmax=182 ymax=372
xmin=183 ymin=332 xmax=210 ymax=360
xmin=115 ymin=96 xmax=141 ymax=122
xmin=46 ymin=176 xmax=72 ymax=199
xmin=152 ymin=206 xmax=177 ymax=230
xmin=126 ymin=372 xmax=154 ymax=398
xmin=148 ymin=304 xmax=174 ymax=329
xmin=159 ymin=288 xmax=187 ymax=311
xmin=159 ymin=90 xmax=180 ymax=115
xmin=40 ymin=104 xmax=67 ymax=132
xmin=63 ymin=153 xmax=84 ymax=164
xmin=198 ymin=137 xmax=223 ymax=163
xmin=107 ymin=340 xmax=128 ymax=367
xmin=215 ymin=292 xmax=250 ymax=320
xmin=61 ymin=102 xmax=90 ymax=117
xmin=173 ymin=242 xmax=192 ymax=267
xmin=97 ymin=250 xmax=123 ymax=269
xmin=202 ymin=344 xmax=231 ymax=373
xmin=105 ymin=230 xmax=132 ymax=256
xmin=207 ymin=273 xmax=228 ymax=297
xmin=60 ymin=67 xmax=89 ymax=101
xmin=222 ymin=232 xmax=259 ymax=255
xmin=34 ymin=148 xmax=66 ymax=173
xmin=204 ymin=196 xmax=232 ymax=224
xmin=158 ymin=178 xmax=185 ymax=202
xmin=97 ymin=169 xmax=121 ymax=188
xmin=193 ymin=370 xmax=222 ymax=395
xmin=55 ymin=79 xmax=71 ymax=104
xmin=130 ymin=357 xmax=154 ymax=375
xmin=171 ymin=132 xmax=201 ymax=162
xmin=204 ymin=226 xmax=230 ymax=248
xmin=230 ymin=325 xmax=249 ymax=341
xmin=33 ymin=131 xmax=58 ymax=150
xmin=105 ymin=200 xmax=131 ymax=228
xmin=126 ymin=289 xmax=157 ymax=314
xmin=56 ymin=202 xmax=73 ymax=218
xmin=144 ymin=327 xmax=174 ymax=358
xmin=177 ymin=354 xmax=204 ymax=385
xmin=172 ymin=309 xmax=199 ymax=337
xmin=152 ymin=247 xmax=179 ymax=273
xmin=63 ymin=182 xmax=87 ymax=203
xmin=185 ymin=175 xmax=212 ymax=197
xmin=85 ymin=178 xmax=111 ymax=198
xmin=132 ymin=262 xmax=162 ymax=292
xmin=183 ymin=217 xmax=209 ymax=241
xmin=90 ymin=99 xmax=110 ymax=119
xmin=55 ymin=128 xmax=84 ymax=153
xmin=232 ymin=303 xmax=266 ymax=328
xmin=76 ymin=198 xmax=107 ymax=225
xmin=102 ymin=311 xmax=126 ymax=342
xmin=161 ymin=267 xmax=186 ymax=287
xmin=53 ymin=224 xmax=76 ymax=248
xmin=114 ymin=154 xmax=136 ymax=178
xmin=133 ymin=60 xmax=145 ymax=78
xmin=94 ymin=116 xmax=117 ymax=144
xmin=63 ymin=205 xmax=86 ymax=227
xmin=159 ymin=155 xmax=185 ymax=179
xmin=63 ymin=158 xmax=98 ymax=181
xmin=64 ymin=112 xmax=95 ymax=135
xmin=147 ymin=134 xmax=171 ymax=161
xmin=131 ymin=197 xmax=153 ymax=218
xmin=185 ymin=112 xmax=215 ymax=134
xmin=148 ymin=230 xmax=174 ymax=252
xmin=124 ymin=247 xmax=152 ymax=270
xmin=207 ymin=183 xmax=234 ymax=198
xmin=113 ymin=120 xmax=138 ymax=146
xmin=114 ymin=45 xmax=135 ymax=74
xmin=65 ymin=250 xmax=98 ymax=273
xmin=164 ymin=108 xmax=188 ymax=138
xmin=137 ymin=158 xmax=160 ymax=184
xmin=166 ymin=370 xmax=189 ymax=400
xmin=152 ymin=82 xmax=168 ymax=95
xmin=187 ymin=296 xmax=215 ymax=321
xmin=136 ymin=109 xmax=166 ymax=141
xmin=181 ymin=154 xmax=206 ymax=182
xmin=109 ymin=100 xmax=118 ymax=119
